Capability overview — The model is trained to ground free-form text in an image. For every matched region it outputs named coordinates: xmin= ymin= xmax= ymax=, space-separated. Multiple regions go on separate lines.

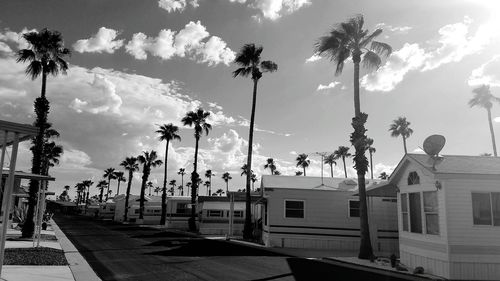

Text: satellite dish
xmin=423 ymin=135 xmax=446 ymax=156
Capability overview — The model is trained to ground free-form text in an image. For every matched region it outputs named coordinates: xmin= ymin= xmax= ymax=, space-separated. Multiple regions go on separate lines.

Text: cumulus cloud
xmin=0 ymin=28 xmax=34 ymax=50
xmin=361 ymin=17 xmax=499 ymax=92
xmin=468 ymin=55 xmax=500 ymax=87
xmin=69 ymin=74 xmax=123 ymax=114
xmin=125 ymin=21 xmax=235 ymax=66
xmin=73 ymin=27 xmax=124 ymax=54
xmin=158 ymin=0 xmax=198 ymax=12
xmin=375 ymin=23 xmax=412 ymax=34
xmin=317 ymin=81 xmax=340 ymax=91
xmin=229 ymin=0 xmax=310 ymax=20
xmin=305 ymin=54 xmax=321 ymax=63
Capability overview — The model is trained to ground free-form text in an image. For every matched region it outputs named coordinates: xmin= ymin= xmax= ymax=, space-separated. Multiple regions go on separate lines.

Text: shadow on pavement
xmin=132 ymin=231 xmax=193 ymax=239
xmin=147 ymin=238 xmax=290 ymax=257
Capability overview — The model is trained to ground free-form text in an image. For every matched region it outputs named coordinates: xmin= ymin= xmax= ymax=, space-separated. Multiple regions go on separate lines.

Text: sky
xmin=1 ymin=0 xmax=500 ymax=199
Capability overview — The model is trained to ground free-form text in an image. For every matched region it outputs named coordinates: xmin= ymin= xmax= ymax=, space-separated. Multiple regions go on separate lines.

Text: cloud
xmin=317 ymin=81 xmax=340 ymax=91
xmin=229 ymin=0 xmax=311 ymax=20
xmin=375 ymin=23 xmax=412 ymax=34
xmin=158 ymin=0 xmax=198 ymax=12
xmin=468 ymin=55 xmax=500 ymax=87
xmin=125 ymin=21 xmax=235 ymax=66
xmin=361 ymin=17 xmax=499 ymax=92
xmin=305 ymin=54 xmax=321 ymax=63
xmin=73 ymin=27 xmax=124 ymax=54
xmin=0 ymin=42 xmax=12 ymax=53
xmin=69 ymin=74 xmax=123 ymax=114
xmin=0 ymin=28 xmax=35 ymax=50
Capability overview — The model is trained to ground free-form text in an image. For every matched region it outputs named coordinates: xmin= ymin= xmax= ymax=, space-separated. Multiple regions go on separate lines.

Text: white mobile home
xmin=260 ymin=175 xmax=398 ymax=253
xmin=374 ymin=154 xmax=500 ymax=280
xmin=114 ymin=195 xmax=162 ymax=224
xmin=164 ymin=196 xmax=191 ymax=229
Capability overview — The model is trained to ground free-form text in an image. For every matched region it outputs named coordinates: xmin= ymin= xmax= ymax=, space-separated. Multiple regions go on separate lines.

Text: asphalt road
xmin=54 ymin=214 xmax=424 ymax=281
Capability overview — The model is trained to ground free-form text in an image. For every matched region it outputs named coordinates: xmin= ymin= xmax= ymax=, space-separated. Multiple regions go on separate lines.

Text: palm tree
xmin=378 ymin=172 xmax=389 ymax=180
xmin=75 ymin=183 xmax=85 ymax=205
xmin=295 ymin=171 xmax=303 ymax=176
xmin=324 ymin=153 xmax=337 ymax=178
xmin=182 ymin=108 xmax=212 ymax=231
xmin=315 ymin=15 xmax=392 ymax=259
xmin=154 ymin=186 xmax=161 ymax=196
xmin=147 ymin=181 xmax=154 ymax=196
xmin=366 ymin=138 xmax=376 ymax=179
xmin=114 ymin=171 xmax=126 ymax=195
xmin=250 ymin=173 xmax=258 ymax=191
xmin=156 ymin=123 xmax=181 ymax=225
xmin=205 ymin=170 xmax=214 ymax=196
xmin=203 ymin=181 xmax=211 ymax=195
xmin=82 ymin=180 xmax=93 ymax=212
xmin=469 ymin=85 xmax=500 ymax=156
xmin=137 ymin=151 xmax=163 ymax=220
xmin=41 ymin=141 xmax=63 ymax=176
xmin=96 ymin=180 xmax=107 ymax=203
xmin=168 ymin=180 xmax=177 ymax=196
xmin=241 ymin=164 xmax=253 ymax=176
xmin=103 ymin=168 xmax=116 ymax=201
xmin=178 ymin=168 xmax=186 ymax=196
xmin=18 ymin=28 xmax=71 ymax=238
xmin=177 ymin=184 xmax=183 ymax=196
xmin=273 ymin=170 xmax=281 ymax=175
xmin=233 ymin=43 xmax=278 ymax=239
xmin=186 ymin=182 xmax=192 ymax=197
xmin=389 ymin=117 xmax=414 ymax=154
xmin=120 ymin=157 xmax=139 ymax=221
xmin=264 ymin=158 xmax=276 ymax=175
xmin=296 ymin=153 xmax=310 ymax=176
xmin=334 ymin=146 xmax=351 ymax=178
xmin=222 ymin=172 xmax=232 ymax=194
xmin=215 ymin=189 xmax=224 ymax=196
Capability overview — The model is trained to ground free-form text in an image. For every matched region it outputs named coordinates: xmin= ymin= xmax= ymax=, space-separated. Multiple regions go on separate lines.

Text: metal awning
xmin=1 ymin=170 xmax=55 ymax=181
xmin=0 ymin=120 xmax=38 ymax=148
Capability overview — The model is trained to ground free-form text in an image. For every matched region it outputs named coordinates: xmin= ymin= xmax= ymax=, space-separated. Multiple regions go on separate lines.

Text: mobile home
xmin=114 ymin=194 xmax=162 ymax=224
xmin=373 ymin=154 xmax=500 ymax=280
xmin=260 ymin=175 xmax=398 ymax=252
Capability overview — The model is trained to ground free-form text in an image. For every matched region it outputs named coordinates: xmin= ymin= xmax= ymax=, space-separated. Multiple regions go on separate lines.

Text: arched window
xmin=408 ymin=171 xmax=420 ymax=185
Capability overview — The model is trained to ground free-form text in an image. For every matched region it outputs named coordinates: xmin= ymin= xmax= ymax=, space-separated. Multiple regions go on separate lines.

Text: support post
xmin=0 ymin=132 xmax=19 ymax=276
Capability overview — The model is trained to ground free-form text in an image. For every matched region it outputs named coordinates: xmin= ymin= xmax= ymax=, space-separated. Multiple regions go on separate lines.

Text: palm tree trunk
xmin=243 ymin=78 xmax=259 ymax=240
xmin=189 ymin=137 xmax=200 ymax=231
xmin=330 ymin=164 xmax=334 ymax=178
xmin=161 ymin=140 xmax=169 ymax=225
xmin=106 ymin=177 xmax=111 ymax=201
xmin=402 ymin=136 xmax=407 ymax=154
xmin=139 ymin=168 xmax=148 ymax=220
xmin=487 ymin=108 xmax=498 ymax=156
xmin=181 ymin=174 xmax=184 ymax=196
xmin=99 ymin=187 xmax=104 ymax=202
xmin=369 ymin=151 xmax=374 ymax=180
xmin=226 ymin=182 xmax=228 ymax=194
xmin=303 ymin=167 xmax=306 ymax=176
xmin=342 ymin=157 xmax=347 ymax=178
xmin=124 ymin=171 xmax=133 ymax=221
xmin=116 ymin=181 xmax=121 ymax=195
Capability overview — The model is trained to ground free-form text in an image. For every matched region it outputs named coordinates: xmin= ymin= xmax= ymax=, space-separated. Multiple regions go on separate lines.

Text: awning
xmin=2 ymin=170 xmax=55 ymax=181
xmin=0 ymin=120 xmax=38 ymax=148
xmin=353 ymin=183 xmax=397 ymax=198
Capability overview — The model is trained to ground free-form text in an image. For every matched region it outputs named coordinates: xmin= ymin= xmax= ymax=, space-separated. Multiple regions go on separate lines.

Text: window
xmin=285 ymin=200 xmax=304 ymax=218
xmin=233 ymin=210 xmax=243 ymax=218
xmin=176 ymin=203 xmax=189 ymax=214
xmin=409 ymin=193 xmax=422 ymax=233
xmin=207 ymin=210 xmax=224 ymax=217
xmin=472 ymin=192 xmax=500 ymax=226
xmin=348 ymin=200 xmax=360 ymax=217
xmin=401 ymin=193 xmax=409 ymax=231
xmin=407 ymin=171 xmax=420 ymax=185
xmin=134 ymin=209 xmax=139 ymax=214
xmin=423 ymin=191 xmax=439 ymax=234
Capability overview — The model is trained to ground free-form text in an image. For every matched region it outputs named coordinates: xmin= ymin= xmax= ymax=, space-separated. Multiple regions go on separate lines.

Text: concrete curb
xmin=51 ymin=219 xmax=102 ymax=281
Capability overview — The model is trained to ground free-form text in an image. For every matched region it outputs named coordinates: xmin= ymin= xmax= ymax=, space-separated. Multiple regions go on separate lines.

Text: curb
xmin=51 ymin=219 xmax=102 ymax=281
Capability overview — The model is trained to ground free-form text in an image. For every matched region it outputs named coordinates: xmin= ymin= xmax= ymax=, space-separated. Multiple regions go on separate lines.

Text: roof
xmin=406 ymin=153 xmax=500 ymax=175
xmin=2 ymin=170 xmax=55 ymax=181
xmin=0 ymin=120 xmax=39 ymax=148
xmin=261 ymin=175 xmax=384 ymax=191
xmin=198 ymin=193 xmax=261 ymax=203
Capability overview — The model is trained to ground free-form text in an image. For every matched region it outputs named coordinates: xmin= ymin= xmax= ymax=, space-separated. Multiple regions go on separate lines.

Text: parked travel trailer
xmin=164 ymin=196 xmax=191 ymax=229
xmin=260 ymin=175 xmax=398 ymax=253
xmin=99 ymin=198 xmax=116 ymax=219
xmin=114 ymin=195 xmax=162 ymax=224
xmin=372 ymin=154 xmax=500 ymax=280
xmin=198 ymin=193 xmax=262 ymax=236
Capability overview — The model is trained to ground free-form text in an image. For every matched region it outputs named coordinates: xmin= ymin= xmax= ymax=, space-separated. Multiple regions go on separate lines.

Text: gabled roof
xmin=261 ymin=175 xmax=384 ymax=191
xmin=406 ymin=153 xmax=500 ymax=175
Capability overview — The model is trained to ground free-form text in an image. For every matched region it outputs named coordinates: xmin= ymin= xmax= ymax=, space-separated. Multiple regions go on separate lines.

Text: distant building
xmin=372 ymin=154 xmax=500 ymax=280
xmin=260 ymin=175 xmax=398 ymax=252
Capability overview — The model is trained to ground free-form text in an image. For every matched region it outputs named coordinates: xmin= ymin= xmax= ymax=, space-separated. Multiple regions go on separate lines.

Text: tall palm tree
xmin=177 ymin=184 xmax=183 ymax=196
xmin=366 ymin=138 xmax=376 ymax=179
xmin=222 ymin=172 xmax=232 ymax=194
xmin=469 ymin=85 xmax=500 ymax=156
xmin=273 ymin=170 xmax=281 ymax=175
xmin=264 ymin=158 xmax=276 ymax=175
xmin=295 ymin=154 xmax=310 ymax=176
xmin=233 ymin=43 xmax=278 ymax=239
xmin=75 ymin=183 xmax=85 ymax=205
xmin=82 ymin=180 xmax=93 ymax=212
xmin=203 ymin=181 xmax=211 ymax=195
xmin=241 ymin=164 xmax=253 ymax=176
xmin=103 ymin=168 xmax=116 ymax=201
xmin=205 ymin=170 xmax=214 ymax=196
xmin=250 ymin=173 xmax=258 ymax=191
xmin=168 ymin=180 xmax=177 ymax=196
xmin=137 ymin=151 xmax=163 ymax=220
xmin=114 ymin=171 xmax=126 ymax=195
xmin=182 ymin=108 xmax=212 ymax=231
xmin=295 ymin=171 xmax=303 ymax=176
xmin=389 ymin=117 xmax=414 ymax=154
xmin=156 ymin=123 xmax=181 ymax=225
xmin=18 ymin=28 xmax=71 ymax=238
xmin=186 ymin=182 xmax=192 ymax=197
xmin=324 ymin=153 xmax=337 ymax=178
xmin=178 ymin=168 xmax=186 ymax=196
xmin=215 ymin=189 xmax=224 ymax=196
xmin=154 ymin=186 xmax=161 ymax=196
xmin=41 ymin=141 xmax=63 ymax=176
xmin=120 ymin=156 xmax=139 ymax=221
xmin=315 ymin=14 xmax=392 ymax=259
xmin=96 ymin=180 xmax=107 ymax=203
xmin=334 ymin=146 xmax=351 ymax=178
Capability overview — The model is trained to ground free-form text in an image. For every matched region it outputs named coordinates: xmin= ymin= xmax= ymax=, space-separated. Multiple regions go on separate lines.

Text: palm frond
xmin=233 ymin=67 xmax=252 ymax=78
xmin=26 ymin=61 xmax=43 ymax=80
xmin=16 ymin=49 xmax=36 ymax=63
xmin=370 ymin=41 xmax=392 ymax=57
xmin=261 ymin=60 xmax=278 ymax=73
xmin=360 ymin=29 xmax=382 ymax=47
xmin=362 ymin=50 xmax=382 ymax=70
